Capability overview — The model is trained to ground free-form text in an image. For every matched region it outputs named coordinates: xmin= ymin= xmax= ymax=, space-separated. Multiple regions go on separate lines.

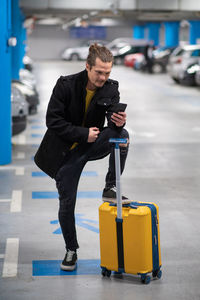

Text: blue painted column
xmin=12 ymin=0 xmax=25 ymax=80
xmin=163 ymin=21 xmax=180 ymax=47
xmin=22 ymin=26 xmax=27 ymax=59
xmin=0 ymin=0 xmax=12 ymax=164
xmin=189 ymin=21 xmax=200 ymax=44
xmin=133 ymin=25 xmax=145 ymax=39
xmin=146 ymin=23 xmax=161 ymax=46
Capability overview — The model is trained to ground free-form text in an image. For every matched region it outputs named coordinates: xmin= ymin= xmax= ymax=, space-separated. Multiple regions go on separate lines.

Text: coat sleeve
xmin=106 ymin=82 xmax=125 ymax=130
xmin=46 ymin=76 xmax=89 ymax=143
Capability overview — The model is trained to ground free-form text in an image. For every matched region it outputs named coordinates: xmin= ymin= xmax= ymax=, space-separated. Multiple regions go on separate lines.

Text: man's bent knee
xmin=119 ymin=128 xmax=129 ymax=147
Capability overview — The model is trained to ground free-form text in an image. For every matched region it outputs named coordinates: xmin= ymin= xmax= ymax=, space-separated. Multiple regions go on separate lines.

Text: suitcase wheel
xmin=101 ymin=267 xmax=111 ymax=277
xmin=141 ymin=274 xmax=151 ymax=284
xmin=152 ymin=269 xmax=162 ymax=279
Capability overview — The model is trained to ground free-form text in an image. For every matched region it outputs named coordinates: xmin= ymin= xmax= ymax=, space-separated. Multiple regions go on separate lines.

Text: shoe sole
xmin=102 ymin=197 xmax=132 ymax=204
xmin=60 ymin=262 xmax=77 ymax=271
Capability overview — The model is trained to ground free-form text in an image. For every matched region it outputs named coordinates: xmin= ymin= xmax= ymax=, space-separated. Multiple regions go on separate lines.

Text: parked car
xmin=106 ymin=37 xmax=145 ymax=54
xmin=195 ymin=65 xmax=200 ymax=86
xmin=12 ymin=80 xmax=39 ymax=114
xmin=19 ymin=68 xmax=37 ymax=89
xmin=23 ymin=55 xmax=34 ymax=72
xmin=113 ymin=44 xmax=147 ymax=65
xmin=178 ymin=63 xmax=200 ymax=86
xmin=151 ymin=46 xmax=175 ymax=73
xmin=133 ymin=54 xmax=146 ymax=71
xmin=61 ymin=37 xmax=147 ymax=62
xmin=124 ymin=53 xmax=144 ymax=68
xmin=167 ymin=44 xmax=200 ymax=83
xmin=11 ymin=84 xmax=28 ymax=136
xmin=61 ymin=40 xmax=107 ymax=61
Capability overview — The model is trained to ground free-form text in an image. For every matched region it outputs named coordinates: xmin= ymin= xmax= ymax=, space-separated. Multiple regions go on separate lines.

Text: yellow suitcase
xmin=99 ymin=201 xmax=162 ymax=284
xmin=99 ymin=139 xmax=162 ymax=284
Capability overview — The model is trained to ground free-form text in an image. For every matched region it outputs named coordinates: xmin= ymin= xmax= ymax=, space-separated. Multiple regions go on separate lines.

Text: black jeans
xmin=55 ymin=127 xmax=129 ymax=251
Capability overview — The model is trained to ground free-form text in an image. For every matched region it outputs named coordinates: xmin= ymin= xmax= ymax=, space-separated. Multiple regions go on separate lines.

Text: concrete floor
xmin=0 ymin=61 xmax=200 ymax=300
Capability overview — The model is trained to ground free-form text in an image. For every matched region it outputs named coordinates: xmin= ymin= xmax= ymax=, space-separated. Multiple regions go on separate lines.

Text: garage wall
xmin=27 ymin=24 xmax=133 ymax=60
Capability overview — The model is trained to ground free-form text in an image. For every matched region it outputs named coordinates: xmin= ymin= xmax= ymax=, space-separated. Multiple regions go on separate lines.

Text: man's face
xmin=86 ymin=57 xmax=112 ymax=90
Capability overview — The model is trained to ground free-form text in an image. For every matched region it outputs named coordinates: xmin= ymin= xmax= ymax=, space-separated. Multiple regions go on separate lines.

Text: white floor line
xmin=192 ymin=126 xmax=200 ymax=132
xmin=125 ymin=127 xmax=156 ymax=138
xmin=15 ymin=167 xmax=24 ymax=175
xmin=15 ymin=152 xmax=25 ymax=159
xmin=0 ymin=199 xmax=11 ymax=203
xmin=0 ymin=254 xmax=5 ymax=259
xmin=0 ymin=166 xmax=25 ymax=173
xmin=10 ymin=190 xmax=22 ymax=213
xmin=12 ymin=134 xmax=26 ymax=145
xmin=2 ymin=238 xmax=19 ymax=278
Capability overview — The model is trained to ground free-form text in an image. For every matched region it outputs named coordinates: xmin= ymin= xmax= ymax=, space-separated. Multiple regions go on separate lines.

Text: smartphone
xmin=111 ymin=103 xmax=127 ymax=113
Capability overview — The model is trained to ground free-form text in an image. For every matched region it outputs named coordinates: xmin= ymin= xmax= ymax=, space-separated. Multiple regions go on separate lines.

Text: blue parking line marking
xmin=82 ymin=171 xmax=98 ymax=177
xmin=32 ymin=259 xmax=100 ymax=276
xmin=31 ymin=125 xmax=45 ymax=129
xmin=50 ymin=214 xmax=99 ymax=234
xmin=32 ymin=191 xmax=102 ymax=199
xmin=32 ymin=172 xmax=47 ymax=177
xmin=32 ymin=171 xmax=98 ymax=177
xmin=29 ymin=119 xmax=41 ymax=124
xmin=32 ymin=191 xmax=58 ymax=198
xmin=31 ymin=134 xmax=43 ymax=138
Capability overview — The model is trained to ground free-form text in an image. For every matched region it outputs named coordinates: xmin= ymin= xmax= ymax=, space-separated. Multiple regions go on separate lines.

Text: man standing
xmin=144 ymin=42 xmax=155 ymax=73
xmin=34 ymin=43 xmax=130 ymax=271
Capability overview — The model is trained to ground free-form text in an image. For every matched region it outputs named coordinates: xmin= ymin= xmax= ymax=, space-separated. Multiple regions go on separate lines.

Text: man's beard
xmin=95 ymin=80 xmax=105 ymax=87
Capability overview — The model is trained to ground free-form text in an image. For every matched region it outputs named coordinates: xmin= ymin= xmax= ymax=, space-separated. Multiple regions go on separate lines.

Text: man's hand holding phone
xmin=111 ymin=103 xmax=127 ymax=127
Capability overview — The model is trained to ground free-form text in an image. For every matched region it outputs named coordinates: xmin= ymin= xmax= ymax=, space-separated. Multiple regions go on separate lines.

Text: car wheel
xmin=152 ymin=63 xmax=163 ymax=74
xmin=172 ymin=77 xmax=180 ymax=84
xmin=114 ymin=57 xmax=123 ymax=65
xmin=70 ymin=53 xmax=79 ymax=61
xmin=180 ymin=77 xmax=196 ymax=86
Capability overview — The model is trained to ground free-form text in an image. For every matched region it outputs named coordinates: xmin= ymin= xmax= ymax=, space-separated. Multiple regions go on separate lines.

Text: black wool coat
xmin=34 ymin=69 xmax=121 ymax=178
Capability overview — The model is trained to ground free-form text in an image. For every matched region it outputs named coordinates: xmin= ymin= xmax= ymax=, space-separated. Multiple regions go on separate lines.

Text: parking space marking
xmin=31 ymin=171 xmax=98 ymax=177
xmin=13 ymin=152 xmax=25 ymax=159
xmin=31 ymin=125 xmax=45 ymax=129
xmin=12 ymin=134 xmax=26 ymax=145
xmin=0 ymin=166 xmax=24 ymax=175
xmin=192 ymin=126 xmax=200 ymax=132
xmin=31 ymin=134 xmax=43 ymax=138
xmin=16 ymin=152 xmax=25 ymax=159
xmin=126 ymin=127 xmax=156 ymax=138
xmin=2 ymin=238 xmax=19 ymax=278
xmin=50 ymin=214 xmax=99 ymax=234
xmin=32 ymin=171 xmax=47 ymax=177
xmin=10 ymin=190 xmax=22 ymax=212
xmin=32 ymin=191 xmax=102 ymax=199
xmin=32 ymin=259 xmax=100 ymax=276
xmin=81 ymin=171 xmax=98 ymax=177
xmin=0 ymin=199 xmax=11 ymax=203
xmin=15 ymin=167 xmax=24 ymax=175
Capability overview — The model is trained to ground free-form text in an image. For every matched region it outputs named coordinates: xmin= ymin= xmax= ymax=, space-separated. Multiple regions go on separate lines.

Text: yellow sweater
xmin=70 ymin=88 xmax=95 ymax=150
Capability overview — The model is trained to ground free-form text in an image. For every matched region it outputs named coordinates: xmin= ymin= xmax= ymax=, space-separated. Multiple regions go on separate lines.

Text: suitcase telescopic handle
xmin=109 ymin=138 xmax=127 ymax=219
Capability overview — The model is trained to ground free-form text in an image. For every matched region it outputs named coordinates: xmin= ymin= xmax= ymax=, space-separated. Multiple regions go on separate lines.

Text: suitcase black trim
xmin=115 ymin=218 xmax=124 ymax=272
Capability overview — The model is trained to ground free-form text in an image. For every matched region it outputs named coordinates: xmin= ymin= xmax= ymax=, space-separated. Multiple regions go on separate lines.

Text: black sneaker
xmin=102 ymin=186 xmax=131 ymax=204
xmin=60 ymin=250 xmax=77 ymax=271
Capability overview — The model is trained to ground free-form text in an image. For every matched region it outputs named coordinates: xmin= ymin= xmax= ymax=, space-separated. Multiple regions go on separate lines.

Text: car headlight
xmin=187 ymin=64 xmax=200 ymax=74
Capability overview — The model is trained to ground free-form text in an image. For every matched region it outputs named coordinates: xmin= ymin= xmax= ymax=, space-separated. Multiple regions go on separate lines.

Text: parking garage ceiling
xmin=20 ymin=0 xmax=200 ymax=27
